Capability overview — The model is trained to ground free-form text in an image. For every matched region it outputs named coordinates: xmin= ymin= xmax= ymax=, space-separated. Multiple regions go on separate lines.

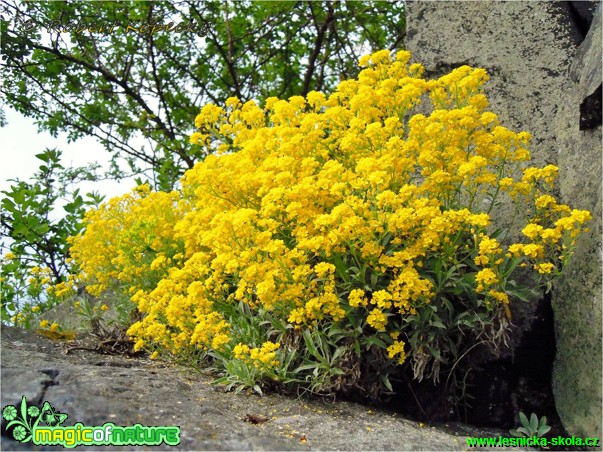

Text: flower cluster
xmin=71 ymin=50 xmax=590 ymax=395
xmin=39 ymin=319 xmax=59 ymax=333
xmin=233 ymin=341 xmax=280 ymax=369
xmin=70 ymin=184 xmax=186 ymax=297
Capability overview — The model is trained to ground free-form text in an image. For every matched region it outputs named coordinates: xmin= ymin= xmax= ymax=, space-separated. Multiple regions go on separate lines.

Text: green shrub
xmin=1 ymin=149 xmax=103 ymax=328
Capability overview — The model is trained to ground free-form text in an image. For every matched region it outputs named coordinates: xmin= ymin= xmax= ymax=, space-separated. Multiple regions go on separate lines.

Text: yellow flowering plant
xmin=70 ymin=50 xmax=590 ymax=401
xmin=66 ymin=183 xmax=189 ymax=343
xmin=69 ymin=184 xmax=186 ymax=298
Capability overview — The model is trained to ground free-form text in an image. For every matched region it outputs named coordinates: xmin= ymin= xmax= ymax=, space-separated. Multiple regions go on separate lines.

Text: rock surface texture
xmin=1 ymin=327 xmax=513 ymax=451
xmin=405 ymin=0 xmax=602 ymax=439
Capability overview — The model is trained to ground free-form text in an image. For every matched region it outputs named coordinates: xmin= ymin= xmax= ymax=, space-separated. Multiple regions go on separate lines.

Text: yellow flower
xmin=233 ymin=343 xmax=250 ymax=359
xmin=314 ymin=262 xmax=335 ymax=279
xmin=475 ymin=236 xmax=501 ymax=265
xmin=372 ymin=290 xmax=393 ymax=309
xmin=367 ymin=308 xmax=388 ymax=331
xmin=386 ymin=340 xmax=407 ymax=365
xmin=287 ymin=309 xmax=305 ymax=325
xmin=522 ymin=223 xmax=544 ymax=240
xmin=522 ymin=244 xmax=544 ymax=259
xmin=39 ymin=319 xmax=50 ymax=329
xmin=133 ymin=339 xmax=146 ymax=352
xmin=507 ymin=244 xmax=524 ymax=257
xmin=534 ymin=262 xmax=555 ymax=274
xmin=488 ymin=290 xmax=509 ymax=304
xmin=535 ymin=195 xmax=557 ymax=209
xmin=348 ymin=289 xmax=367 ymax=308
xmin=31 ymin=306 xmax=40 ymax=313
xmin=211 ymin=333 xmax=230 ymax=351
xmin=67 ymin=49 xmax=591 ymax=388
xmin=233 ymin=342 xmax=279 ymax=369
xmin=100 ymin=304 xmax=109 ymax=311
xmin=540 ymin=228 xmax=561 ymax=242
xmin=475 ymin=268 xmax=498 ymax=292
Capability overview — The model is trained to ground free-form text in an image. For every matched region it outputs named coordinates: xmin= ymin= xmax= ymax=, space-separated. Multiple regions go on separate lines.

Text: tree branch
xmin=302 ymin=1 xmax=335 ymax=96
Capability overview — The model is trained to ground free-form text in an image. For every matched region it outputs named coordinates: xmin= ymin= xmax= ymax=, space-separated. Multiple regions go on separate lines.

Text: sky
xmin=0 ymin=107 xmax=135 ymax=202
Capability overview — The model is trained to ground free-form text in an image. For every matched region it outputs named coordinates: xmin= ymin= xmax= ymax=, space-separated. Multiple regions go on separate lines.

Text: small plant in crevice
xmin=68 ymin=50 xmax=591 ymax=410
xmin=35 ymin=318 xmax=77 ymax=342
xmin=73 ymin=295 xmax=137 ymax=342
xmin=510 ymin=411 xmax=551 ymax=438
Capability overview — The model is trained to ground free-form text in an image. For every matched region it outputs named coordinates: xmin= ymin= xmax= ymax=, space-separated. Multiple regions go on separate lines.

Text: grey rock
xmin=1 ymin=327 xmax=521 ymax=451
xmin=553 ymin=1 xmax=602 ymax=440
xmin=570 ymin=3 xmax=602 ymax=98
xmin=405 ymin=0 xmax=602 ymax=439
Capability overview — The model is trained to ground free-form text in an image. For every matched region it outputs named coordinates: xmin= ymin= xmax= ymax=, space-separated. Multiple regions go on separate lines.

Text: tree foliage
xmin=1 ymin=0 xmax=406 ymax=189
xmin=0 ymin=149 xmax=104 ymax=324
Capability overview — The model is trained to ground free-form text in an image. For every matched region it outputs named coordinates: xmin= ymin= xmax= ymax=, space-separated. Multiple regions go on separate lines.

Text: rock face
xmin=1 ymin=327 xmax=512 ymax=451
xmin=405 ymin=0 xmax=602 ymax=439
xmin=554 ymin=3 xmax=602 ymax=439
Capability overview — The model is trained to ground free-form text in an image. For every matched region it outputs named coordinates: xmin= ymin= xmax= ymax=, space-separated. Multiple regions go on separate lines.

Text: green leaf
xmin=506 ymin=283 xmax=532 ymax=302
xmin=519 ymin=411 xmax=529 ymax=428
xmin=332 ymin=255 xmax=349 ymax=282
xmin=537 ymin=422 xmax=551 ymax=437
xmin=33 ymin=223 xmax=50 ymax=235
xmin=293 ymin=363 xmax=320 ymax=373
xmin=13 ymin=223 xmax=28 ymax=237
xmin=430 ymin=320 xmax=446 ymax=329
xmin=380 ymin=232 xmax=393 ymax=247
xmin=354 ymin=340 xmax=361 ymax=357
xmin=302 ymin=329 xmax=318 ymax=356
xmin=331 ymin=346 xmax=347 ymax=362
xmin=2 ymin=197 xmax=16 ymax=212
xmin=370 ymin=273 xmax=378 ymax=287
xmin=428 ymin=345 xmax=441 ymax=360
xmin=20 ymin=396 xmax=28 ymax=425
xmin=35 ymin=152 xmax=50 ymax=163
xmin=380 ymin=374 xmax=393 ymax=392
xmin=529 ymin=413 xmax=538 ymax=432
xmin=364 ymin=336 xmax=386 ymax=349
xmin=517 ymin=427 xmax=531 ymax=437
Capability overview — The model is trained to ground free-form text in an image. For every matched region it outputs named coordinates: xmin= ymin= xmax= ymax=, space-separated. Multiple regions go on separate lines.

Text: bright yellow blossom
xmin=534 ymin=263 xmax=555 ymax=274
xmin=68 ymin=49 xmax=591 ymax=392
xmin=387 ymin=340 xmax=407 ymax=365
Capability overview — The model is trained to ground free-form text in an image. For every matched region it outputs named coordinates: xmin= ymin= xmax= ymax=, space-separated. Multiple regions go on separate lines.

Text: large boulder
xmin=405 ymin=0 xmax=602 ymax=438
xmin=0 ymin=326 xmax=511 ymax=451
xmin=553 ymin=3 xmax=602 ymax=439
